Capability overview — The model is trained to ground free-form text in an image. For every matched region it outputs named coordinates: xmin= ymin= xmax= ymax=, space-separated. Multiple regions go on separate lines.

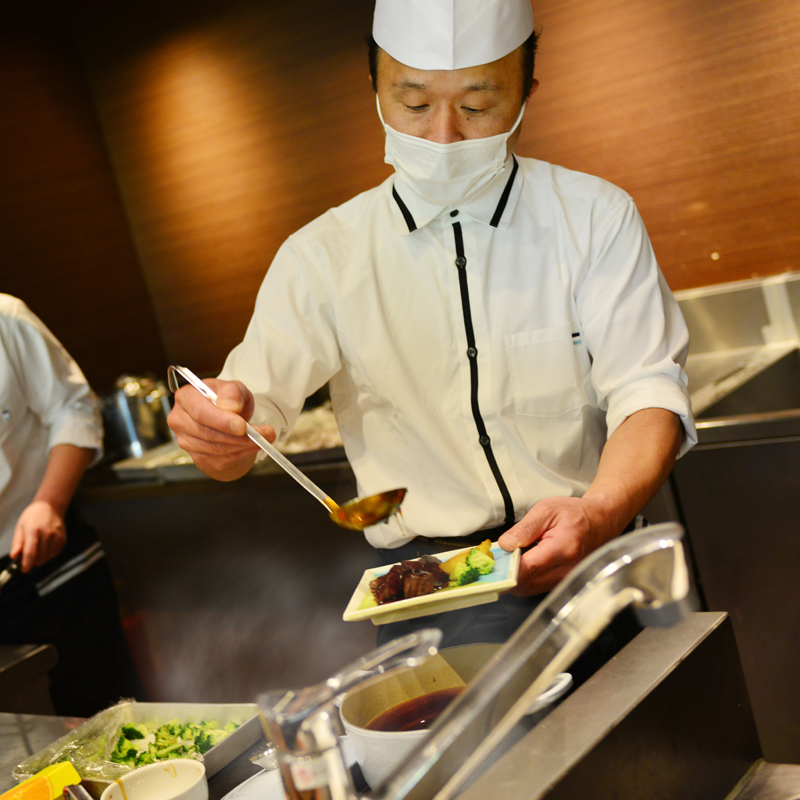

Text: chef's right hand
xmin=168 ymin=378 xmax=276 ymax=481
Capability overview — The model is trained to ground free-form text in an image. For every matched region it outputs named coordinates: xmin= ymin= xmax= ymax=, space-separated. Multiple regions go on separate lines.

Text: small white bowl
xmin=100 ymin=760 xmax=208 ymax=800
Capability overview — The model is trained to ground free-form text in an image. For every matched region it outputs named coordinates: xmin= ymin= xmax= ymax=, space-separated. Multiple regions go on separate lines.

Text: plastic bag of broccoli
xmin=12 ymin=700 xmax=256 ymax=793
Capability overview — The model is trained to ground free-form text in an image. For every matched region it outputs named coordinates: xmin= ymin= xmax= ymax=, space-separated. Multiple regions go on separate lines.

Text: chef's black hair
xmin=366 ymin=30 xmax=539 ymax=104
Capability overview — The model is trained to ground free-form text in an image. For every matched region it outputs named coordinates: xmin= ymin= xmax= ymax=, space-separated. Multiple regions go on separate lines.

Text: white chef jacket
xmin=220 ymin=155 xmax=696 ymax=548
xmin=0 ymin=295 xmax=103 ymax=554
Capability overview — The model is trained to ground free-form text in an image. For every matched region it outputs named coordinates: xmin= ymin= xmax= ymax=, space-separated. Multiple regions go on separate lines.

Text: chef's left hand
xmin=10 ymin=500 xmax=68 ymax=573
xmin=497 ymin=496 xmax=619 ymax=597
xmin=498 ymin=408 xmax=685 ymax=597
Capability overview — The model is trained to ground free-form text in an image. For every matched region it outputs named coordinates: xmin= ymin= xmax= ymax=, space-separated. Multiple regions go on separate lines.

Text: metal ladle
xmin=167 ymin=365 xmax=406 ymax=530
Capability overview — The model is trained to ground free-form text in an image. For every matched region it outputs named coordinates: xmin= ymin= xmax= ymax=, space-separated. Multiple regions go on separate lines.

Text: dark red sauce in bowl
xmin=364 ymin=687 xmax=464 ymax=732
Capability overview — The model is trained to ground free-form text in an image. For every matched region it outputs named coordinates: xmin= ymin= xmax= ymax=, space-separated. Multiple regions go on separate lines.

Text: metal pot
xmin=102 ymin=374 xmax=174 ymax=460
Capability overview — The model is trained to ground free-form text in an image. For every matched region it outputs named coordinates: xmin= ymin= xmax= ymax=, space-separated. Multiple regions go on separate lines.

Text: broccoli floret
xmin=181 ymin=723 xmax=203 ymax=741
xmin=154 ymin=720 xmax=181 ymax=750
xmin=193 ymin=719 xmax=238 ymax=753
xmin=155 ymin=740 xmax=188 ymax=759
xmin=450 ymin=564 xmax=481 ymax=586
xmin=111 ymin=730 xmax=138 ymax=762
xmin=466 ymin=547 xmax=495 ymax=576
xmin=153 ymin=720 xmax=194 ymax=759
xmin=111 ymin=737 xmax=137 ymax=765
xmin=120 ymin=722 xmax=149 ymax=740
xmin=195 ymin=728 xmax=228 ymax=754
xmin=112 ymin=743 xmax=136 ymax=762
xmin=111 ymin=722 xmax=158 ymax=766
xmin=136 ymin=749 xmax=157 ymax=766
xmin=449 ymin=546 xmax=495 ymax=586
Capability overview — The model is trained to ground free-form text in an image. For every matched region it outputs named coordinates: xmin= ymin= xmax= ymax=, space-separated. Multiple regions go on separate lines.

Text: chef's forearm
xmin=32 ymin=443 xmax=94 ymax=517
xmin=581 ymin=407 xmax=683 ymax=537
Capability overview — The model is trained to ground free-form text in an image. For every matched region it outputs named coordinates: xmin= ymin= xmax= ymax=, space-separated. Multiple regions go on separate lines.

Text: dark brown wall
xmin=71 ymin=0 xmax=384 ymax=376
xmin=0 ymin=1 xmax=167 ymax=392
xmin=1 ymin=0 xmax=798 ymax=382
xmin=524 ymin=0 xmax=800 ymax=293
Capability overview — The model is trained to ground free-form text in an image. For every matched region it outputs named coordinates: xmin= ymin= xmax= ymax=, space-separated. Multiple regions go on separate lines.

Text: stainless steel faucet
xmin=257 ymin=522 xmax=694 ymax=800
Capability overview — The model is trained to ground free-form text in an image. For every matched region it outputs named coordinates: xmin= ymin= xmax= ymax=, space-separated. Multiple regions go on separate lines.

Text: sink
xmin=696 ymin=348 xmax=800 ymax=419
xmin=686 ymin=344 xmax=800 ymax=417
xmin=686 ymin=347 xmax=800 ymax=444
xmin=732 ymin=762 xmax=800 ymax=800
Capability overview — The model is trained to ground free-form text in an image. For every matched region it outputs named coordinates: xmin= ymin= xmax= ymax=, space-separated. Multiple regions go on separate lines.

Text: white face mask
xmin=378 ymin=96 xmax=524 ymax=207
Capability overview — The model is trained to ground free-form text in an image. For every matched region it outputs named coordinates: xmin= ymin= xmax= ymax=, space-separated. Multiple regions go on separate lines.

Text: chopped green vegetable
xmin=449 ymin=545 xmax=496 ymax=587
xmin=195 ymin=728 xmax=227 ymax=752
xmin=451 ymin=564 xmax=481 ymax=586
xmin=110 ymin=718 xmax=239 ymax=767
xmin=121 ymin=723 xmax=149 ymax=740
xmin=465 ymin=547 xmax=495 ymax=576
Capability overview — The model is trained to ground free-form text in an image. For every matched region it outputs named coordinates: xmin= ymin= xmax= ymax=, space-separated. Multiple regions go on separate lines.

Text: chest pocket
xmin=505 ymin=325 xmax=589 ymax=417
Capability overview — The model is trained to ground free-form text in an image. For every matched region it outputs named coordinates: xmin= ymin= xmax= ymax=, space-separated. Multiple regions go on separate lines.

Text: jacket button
xmin=479 ymin=435 xmax=490 ymax=447
xmin=455 ymin=256 xmax=467 ymax=268
xmin=467 ymin=347 xmax=477 ymax=358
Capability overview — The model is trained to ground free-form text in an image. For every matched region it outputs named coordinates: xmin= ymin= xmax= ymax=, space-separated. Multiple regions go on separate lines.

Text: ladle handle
xmin=168 ymin=365 xmax=336 ymax=511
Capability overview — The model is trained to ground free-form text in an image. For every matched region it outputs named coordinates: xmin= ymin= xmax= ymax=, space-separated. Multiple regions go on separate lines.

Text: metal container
xmin=102 ymin=374 xmax=174 ymax=460
xmin=12 ymin=701 xmax=263 ymax=799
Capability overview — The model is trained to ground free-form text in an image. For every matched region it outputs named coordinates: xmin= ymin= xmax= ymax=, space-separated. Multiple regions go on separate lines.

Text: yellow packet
xmin=1 ymin=762 xmax=81 ymax=800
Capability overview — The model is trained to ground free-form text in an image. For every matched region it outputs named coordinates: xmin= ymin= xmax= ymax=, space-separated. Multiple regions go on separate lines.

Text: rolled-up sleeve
xmin=7 ymin=302 xmax=103 ymax=463
xmin=579 ymin=200 xmax=697 ymax=457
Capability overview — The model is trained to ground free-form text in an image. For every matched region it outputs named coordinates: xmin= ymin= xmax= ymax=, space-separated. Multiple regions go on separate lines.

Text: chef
xmin=0 ymin=295 xmax=145 ymax=715
xmin=169 ymin=0 xmax=696 ymax=654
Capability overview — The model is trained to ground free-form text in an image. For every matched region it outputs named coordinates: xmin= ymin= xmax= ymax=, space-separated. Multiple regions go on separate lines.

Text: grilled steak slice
xmin=403 ymin=570 xmax=435 ymax=597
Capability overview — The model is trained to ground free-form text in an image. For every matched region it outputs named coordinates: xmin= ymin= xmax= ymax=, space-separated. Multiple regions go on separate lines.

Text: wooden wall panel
xmin=516 ymin=0 xmax=800 ymax=291
xmin=72 ymin=0 xmax=385 ymax=375
xmin=8 ymin=0 xmax=798 ymax=376
xmin=74 ymin=0 xmax=799 ymax=372
xmin=0 ymin=1 xmax=167 ymax=392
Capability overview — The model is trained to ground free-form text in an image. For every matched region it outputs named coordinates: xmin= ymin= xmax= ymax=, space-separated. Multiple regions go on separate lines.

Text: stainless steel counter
xmin=6 ymin=613 xmax=796 ymax=800
xmin=459 ymin=612 xmax=761 ymax=800
xmin=0 ymin=714 xmax=79 ymax=793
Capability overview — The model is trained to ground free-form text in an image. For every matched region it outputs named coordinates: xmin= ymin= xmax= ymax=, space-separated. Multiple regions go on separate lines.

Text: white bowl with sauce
xmin=99 ymin=760 xmax=207 ymax=800
xmin=340 ymin=643 xmax=572 ymax=789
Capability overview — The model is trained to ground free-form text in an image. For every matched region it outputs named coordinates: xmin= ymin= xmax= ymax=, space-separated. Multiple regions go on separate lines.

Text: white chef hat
xmin=372 ymin=0 xmax=534 ymax=71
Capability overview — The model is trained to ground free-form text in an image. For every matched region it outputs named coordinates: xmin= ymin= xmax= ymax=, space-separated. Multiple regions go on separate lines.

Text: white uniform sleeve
xmin=4 ymin=299 xmax=103 ymax=463
xmin=219 ymin=236 xmax=342 ymax=443
xmin=578 ymin=200 xmax=697 ymax=456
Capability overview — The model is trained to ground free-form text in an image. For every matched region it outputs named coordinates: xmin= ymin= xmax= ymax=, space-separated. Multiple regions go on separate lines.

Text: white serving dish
xmin=343 ymin=544 xmax=520 ymax=625
xmin=220 ymin=738 xmax=356 ymax=800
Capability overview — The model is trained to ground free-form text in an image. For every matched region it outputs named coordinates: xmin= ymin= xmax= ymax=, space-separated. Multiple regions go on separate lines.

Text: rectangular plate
xmin=343 ymin=544 xmax=520 ymax=625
